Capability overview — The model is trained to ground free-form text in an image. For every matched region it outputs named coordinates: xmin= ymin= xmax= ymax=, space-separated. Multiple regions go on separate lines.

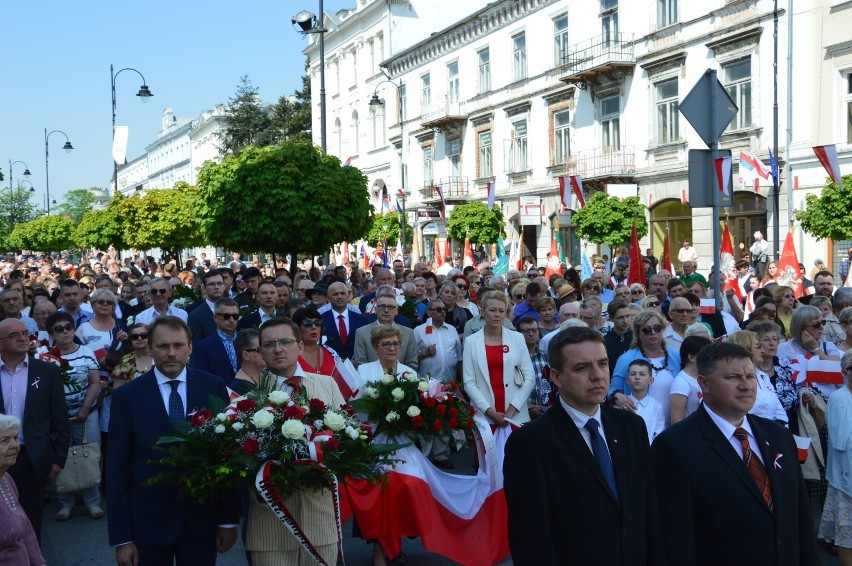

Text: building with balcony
xmin=307 ymin=0 xmax=852 ymax=271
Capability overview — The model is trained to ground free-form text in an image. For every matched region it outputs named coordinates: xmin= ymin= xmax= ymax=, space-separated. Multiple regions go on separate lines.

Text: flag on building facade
xmin=486 ymin=182 xmax=496 ymax=211
xmin=435 ymin=186 xmax=446 ymax=220
xmin=813 ymin=144 xmax=842 ymax=183
xmin=768 ymin=147 xmax=779 ymax=186
xmin=569 ymin=175 xmax=586 ymax=208
xmin=777 ymin=229 xmax=804 ymax=297
xmin=715 ymin=155 xmax=732 ymax=196
xmin=720 ymin=223 xmax=742 ymax=301
xmin=739 ymin=150 xmax=771 ymax=180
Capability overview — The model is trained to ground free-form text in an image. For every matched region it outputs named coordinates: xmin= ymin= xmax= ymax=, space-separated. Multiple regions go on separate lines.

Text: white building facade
xmin=308 ymin=0 xmax=852 ymax=276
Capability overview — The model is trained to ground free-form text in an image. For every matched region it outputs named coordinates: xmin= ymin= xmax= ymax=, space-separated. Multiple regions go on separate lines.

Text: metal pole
xmin=772 ymin=0 xmax=780 ymax=258
xmin=44 ymin=128 xmax=51 ymax=215
xmin=8 ymin=159 xmax=12 ymax=231
xmin=709 ymin=70 xmax=722 ymax=310
xmin=318 ymin=0 xmax=327 ymax=152
xmin=785 ymin=0 xmax=794 ymax=226
xmin=111 ymin=64 xmax=118 ymax=193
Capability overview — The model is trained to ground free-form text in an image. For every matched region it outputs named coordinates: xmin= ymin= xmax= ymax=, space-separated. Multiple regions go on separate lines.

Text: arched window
xmin=351 ymin=111 xmax=360 ymax=154
xmin=650 ymin=199 xmax=691 ymax=265
xmin=334 ymin=118 xmax=342 ymax=156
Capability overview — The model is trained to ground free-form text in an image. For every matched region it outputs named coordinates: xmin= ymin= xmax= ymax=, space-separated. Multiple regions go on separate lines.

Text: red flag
xmin=435 ymin=186 xmax=446 ymax=220
xmin=720 ymin=223 xmax=742 ymax=301
xmin=813 ymin=145 xmax=842 ymax=183
xmin=434 ymin=239 xmax=443 ymax=267
xmin=627 ymin=221 xmax=646 ymax=287
xmin=558 ymin=177 xmax=571 ymax=212
xmin=777 ymin=230 xmax=803 ymax=297
xmin=463 ymin=236 xmax=474 ymax=268
xmin=569 ymin=176 xmax=586 ymax=208
xmin=443 ymin=238 xmax=451 ymax=265
xmin=661 ymin=232 xmax=675 ymax=275
xmin=516 ymin=228 xmax=524 ymax=271
xmin=544 ymin=235 xmax=562 ymax=279
xmin=342 ymin=241 xmax=349 ymax=263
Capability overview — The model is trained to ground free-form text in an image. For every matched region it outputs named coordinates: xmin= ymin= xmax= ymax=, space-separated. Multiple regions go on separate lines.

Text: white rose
xmin=268 ymin=390 xmax=290 ymax=405
xmin=380 ymin=373 xmax=394 ymax=384
xmin=216 ymin=413 xmax=228 ymax=422
xmin=281 ymin=419 xmax=307 ymax=439
xmin=406 ymin=406 xmax=421 ymax=417
xmin=250 ymin=409 xmax=275 ymax=429
xmin=324 ymin=411 xmax=346 ymax=431
xmin=404 ymin=372 xmax=418 ymax=382
xmin=214 ymin=424 xmax=226 ymax=434
xmin=395 ymin=295 xmax=405 ymax=307
xmin=363 ymin=386 xmax=378 ymax=399
xmin=347 ymin=427 xmax=360 ymax=439
xmin=386 ymin=411 xmax=400 ymax=422
xmin=391 ymin=387 xmax=404 ymax=401
xmin=232 ymin=422 xmax=244 ymax=431
xmin=417 ymin=381 xmax=430 ymax=392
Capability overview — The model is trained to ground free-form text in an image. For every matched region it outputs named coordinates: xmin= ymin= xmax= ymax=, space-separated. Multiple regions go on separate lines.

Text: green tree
xmin=55 ymin=188 xmax=98 ymax=224
xmin=197 ymin=140 xmax=372 ymax=276
xmin=796 ymin=175 xmax=852 ymax=240
xmin=446 ymin=201 xmax=505 ymax=244
xmin=366 ymin=213 xmax=411 ymax=248
xmin=0 ymin=185 xmax=40 ymax=233
xmin=9 ymin=215 xmax=76 ymax=252
xmin=75 ymin=192 xmax=127 ymax=250
xmin=269 ymin=60 xmax=312 ymax=143
xmin=220 ymin=75 xmax=272 ymax=156
xmin=573 ymin=192 xmax=647 ymax=246
xmin=120 ymin=182 xmax=204 ymax=263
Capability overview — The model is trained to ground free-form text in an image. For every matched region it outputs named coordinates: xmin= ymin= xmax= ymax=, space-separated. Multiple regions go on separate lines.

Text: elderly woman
xmin=836 ymin=307 xmax=852 ymax=352
xmin=357 ymin=325 xmax=416 ymax=383
xmin=748 ymin=321 xmax=808 ymax=429
xmin=0 ymin=415 xmax=46 ymax=566
xmin=641 ymin=295 xmax=662 ymax=312
xmin=463 ymin=290 xmax=535 ymax=427
xmin=77 ymin=288 xmax=128 ymax=364
xmin=438 ymin=281 xmax=473 ymax=336
xmin=231 ymin=329 xmax=265 ymax=395
xmin=580 ymin=278 xmax=602 ymax=300
xmin=629 ymin=283 xmax=646 ymax=304
xmin=46 ymin=311 xmax=103 ymax=521
xmin=30 ymin=299 xmax=57 ymax=343
xmin=819 ymin=350 xmax=852 ymax=561
xmin=773 ymin=285 xmax=797 ymax=338
xmin=728 ymin=330 xmax=788 ymax=424
xmin=779 ymin=306 xmax=842 ymax=399
xmin=610 ymin=310 xmax=681 ymax=427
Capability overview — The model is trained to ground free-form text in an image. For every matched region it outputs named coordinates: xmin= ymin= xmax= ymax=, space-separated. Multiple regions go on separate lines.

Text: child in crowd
xmin=626 ymin=359 xmax=665 ymax=444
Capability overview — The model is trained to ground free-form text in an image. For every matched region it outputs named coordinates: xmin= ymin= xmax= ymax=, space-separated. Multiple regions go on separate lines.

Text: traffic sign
xmin=688 ymin=149 xmax=733 ymax=208
xmin=679 ymin=69 xmax=738 ymax=147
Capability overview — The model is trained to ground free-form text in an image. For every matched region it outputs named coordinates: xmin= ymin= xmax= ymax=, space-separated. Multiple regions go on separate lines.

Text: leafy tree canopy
xmin=120 ymin=182 xmax=204 ymax=261
xmin=196 ymin=140 xmax=373 ymax=268
xmin=366 ymin=212 xmax=411 ymax=248
xmin=9 ymin=215 xmax=76 ymax=252
xmin=220 ymin=75 xmax=272 ymax=156
xmin=446 ymin=201 xmax=505 ymax=244
xmin=796 ymin=175 xmax=852 ymax=241
xmin=573 ymin=192 xmax=647 ymax=246
xmin=75 ymin=192 xmax=127 ymax=250
xmin=55 ymin=188 xmax=98 ymax=224
xmin=1 ymin=185 xmax=41 ymax=233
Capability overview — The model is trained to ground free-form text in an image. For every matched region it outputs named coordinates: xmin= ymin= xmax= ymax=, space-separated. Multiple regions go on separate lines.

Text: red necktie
xmin=733 ymin=427 xmax=773 ymax=511
xmin=338 ymin=314 xmax=348 ymax=344
xmin=285 ymin=376 xmax=301 ymax=395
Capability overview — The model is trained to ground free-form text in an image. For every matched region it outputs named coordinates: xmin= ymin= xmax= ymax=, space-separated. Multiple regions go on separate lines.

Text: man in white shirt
xmin=750 ymin=231 xmax=770 ymax=279
xmin=662 ymin=297 xmax=691 ymax=351
xmin=135 ymin=277 xmax=188 ymax=326
xmin=677 ymin=240 xmax=698 ymax=271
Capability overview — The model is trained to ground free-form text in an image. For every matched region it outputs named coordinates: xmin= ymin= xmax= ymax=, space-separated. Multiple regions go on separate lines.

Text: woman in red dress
xmin=293 ymin=306 xmax=341 ymax=377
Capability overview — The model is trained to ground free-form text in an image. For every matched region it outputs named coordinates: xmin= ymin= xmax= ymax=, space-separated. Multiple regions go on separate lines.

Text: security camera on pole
xmin=679 ymin=69 xmax=738 ymax=312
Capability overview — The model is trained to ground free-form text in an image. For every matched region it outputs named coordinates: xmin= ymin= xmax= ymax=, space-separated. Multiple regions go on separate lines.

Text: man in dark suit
xmin=322 ymin=281 xmax=367 ymax=360
xmin=0 ymin=318 xmax=71 ymax=541
xmin=504 ymin=326 xmax=664 ymax=565
xmin=191 ymin=298 xmax=240 ymax=386
xmin=107 ymin=316 xmax=238 ymax=566
xmin=188 ymin=269 xmax=227 ymax=346
xmin=238 ymin=280 xmax=280 ymax=331
xmin=358 ymin=268 xmax=395 ymax=313
xmin=652 ymin=342 xmax=819 ymax=566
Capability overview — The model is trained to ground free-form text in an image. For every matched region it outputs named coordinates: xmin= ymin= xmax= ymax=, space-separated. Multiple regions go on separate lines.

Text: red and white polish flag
xmin=793 ymin=435 xmax=811 ymax=464
xmin=813 ymin=144 xmax=842 ymax=183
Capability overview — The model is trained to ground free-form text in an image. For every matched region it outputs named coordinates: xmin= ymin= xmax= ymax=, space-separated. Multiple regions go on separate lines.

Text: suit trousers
xmin=8 ymin=446 xmax=47 ymax=542
xmin=252 ymin=544 xmax=338 ymax=566
xmin=136 ymin=525 xmax=217 ymax=566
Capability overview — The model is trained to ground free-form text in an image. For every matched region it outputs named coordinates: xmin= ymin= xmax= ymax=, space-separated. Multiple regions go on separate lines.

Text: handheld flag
xmin=626 ymin=221 xmax=646 ymax=287
xmin=813 ymin=145 xmax=842 ymax=183
xmin=434 ymin=239 xmax=443 ymax=267
xmin=720 ymin=223 xmax=742 ymax=301
xmin=661 ymin=230 xmax=675 ymax=275
xmin=515 ymin=228 xmax=524 ymax=271
xmin=715 ymin=155 xmax=732 ymax=196
xmin=443 ymin=238 xmax=451 ymax=266
xmin=493 ymin=236 xmax=508 ymax=276
xmin=777 ymin=229 xmax=803 ymax=297
xmin=463 ymin=236 xmax=474 ymax=268
xmin=581 ymin=247 xmax=594 ymax=282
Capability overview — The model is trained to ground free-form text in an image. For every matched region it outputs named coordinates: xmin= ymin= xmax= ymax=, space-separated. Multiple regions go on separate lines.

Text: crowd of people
xmin=2 ymin=244 xmax=852 ymax=564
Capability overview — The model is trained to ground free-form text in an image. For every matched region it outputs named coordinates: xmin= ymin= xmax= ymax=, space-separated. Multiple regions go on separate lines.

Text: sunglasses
xmin=647 ymin=301 xmax=660 ymax=307
xmin=513 ymin=294 xmax=524 ymax=300
xmin=808 ymin=320 xmax=826 ymax=329
xmin=216 ymin=313 xmax=240 ymax=321
xmin=584 ymin=285 xmax=600 ymax=292
xmin=149 ymin=288 xmax=168 ymax=295
xmin=631 ymin=290 xmax=644 ymax=295
xmin=300 ymin=319 xmax=323 ymax=328
xmin=669 ymin=308 xmax=693 ymax=315
xmin=95 ymin=300 xmax=115 ymax=307
xmin=641 ymin=324 xmax=664 ymax=335
xmin=52 ymin=323 xmax=74 ymax=334
xmin=456 ymin=285 xmax=469 ymax=290
xmin=130 ymin=333 xmax=148 ymax=340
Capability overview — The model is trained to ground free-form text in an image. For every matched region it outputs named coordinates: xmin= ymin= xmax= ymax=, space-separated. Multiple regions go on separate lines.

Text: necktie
xmin=584 ymin=419 xmax=620 ymax=503
xmin=338 ymin=314 xmax=348 ymax=344
xmin=167 ymin=380 xmax=184 ymax=422
xmin=733 ymin=427 xmax=773 ymax=511
xmin=222 ymin=333 xmax=238 ymax=372
xmin=286 ymin=376 xmax=301 ymax=396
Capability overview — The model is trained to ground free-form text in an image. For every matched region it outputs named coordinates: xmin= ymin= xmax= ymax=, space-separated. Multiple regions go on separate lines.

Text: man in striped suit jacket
xmin=247 ymin=318 xmax=346 ymax=566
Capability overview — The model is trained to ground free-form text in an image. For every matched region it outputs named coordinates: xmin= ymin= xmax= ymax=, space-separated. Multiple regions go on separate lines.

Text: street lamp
xmin=7 ymin=160 xmax=32 ymax=230
xmin=292 ymin=2 xmax=327 ymax=152
xmin=111 ymin=64 xmax=153 ymax=193
xmin=44 ymin=129 xmax=73 ymax=215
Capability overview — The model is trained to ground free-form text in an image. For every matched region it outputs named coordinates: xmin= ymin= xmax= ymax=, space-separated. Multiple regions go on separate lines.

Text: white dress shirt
xmin=559 ymin=397 xmax=612 ymax=457
xmin=154 ymin=367 xmax=187 ymax=416
xmin=328 ymin=308 xmax=350 ymax=336
xmin=414 ymin=319 xmax=462 ymax=383
xmin=136 ymin=304 xmax=188 ymax=325
xmin=703 ymin=403 xmax=765 ymax=465
xmin=629 ymin=393 xmax=665 ymax=444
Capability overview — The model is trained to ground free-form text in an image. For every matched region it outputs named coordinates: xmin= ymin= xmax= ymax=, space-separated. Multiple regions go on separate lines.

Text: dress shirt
xmin=135 ymin=304 xmax=189 ymax=325
xmin=154 ymin=367 xmax=188 ymax=417
xmin=329 ymin=308 xmax=350 ymax=336
xmin=59 ymin=306 xmax=93 ymax=329
xmin=0 ymin=356 xmax=29 ymax=444
xmin=270 ymin=365 xmax=306 ymax=391
xmin=629 ymin=394 xmax=665 ymax=444
xmin=257 ymin=308 xmax=276 ymax=326
xmin=559 ymin=397 xmax=611 ymax=457
xmin=205 ymin=299 xmax=217 ymax=313
xmin=662 ymin=324 xmax=685 ymax=351
xmin=317 ymin=303 xmax=360 ymax=315
xmin=414 ymin=319 xmax=461 ymax=383
xmin=703 ymin=403 xmax=765 ymax=465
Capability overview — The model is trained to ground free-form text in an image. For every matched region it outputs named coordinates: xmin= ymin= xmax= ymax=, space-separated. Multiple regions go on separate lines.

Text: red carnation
xmin=412 ymin=415 xmax=424 ymax=427
xmin=465 ymin=419 xmax=475 ymax=429
xmin=325 ymin=437 xmax=340 ymax=451
xmin=432 ymin=419 xmax=443 ymax=432
xmin=449 ymin=407 xmax=458 ymax=417
xmin=435 ymin=404 xmax=447 ymax=416
xmin=360 ymin=425 xmax=372 ymax=437
xmin=446 ymin=381 xmax=458 ymax=390
xmin=190 ymin=408 xmax=212 ymax=427
xmin=423 ymin=396 xmax=436 ymax=408
xmin=309 ymin=398 xmax=327 ymax=412
xmin=283 ymin=405 xmax=308 ymax=420
xmin=340 ymin=403 xmax=355 ymax=416
xmin=242 ymin=438 xmax=260 ymax=454
xmin=448 ymin=418 xmax=459 ymax=429
xmin=236 ymin=398 xmax=256 ymax=412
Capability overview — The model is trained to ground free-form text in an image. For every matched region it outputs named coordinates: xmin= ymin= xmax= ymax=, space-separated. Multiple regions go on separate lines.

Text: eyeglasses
xmin=378 ymin=341 xmax=401 ymax=349
xmin=520 ymin=328 xmax=539 ymax=334
xmin=647 ymin=302 xmax=660 ymax=307
xmin=300 ymin=319 xmax=323 ymax=328
xmin=95 ymin=300 xmax=115 ymax=307
xmin=52 ymin=324 xmax=74 ymax=334
xmin=808 ymin=320 xmax=826 ymax=329
xmin=216 ymin=313 xmax=240 ymax=321
xmin=584 ymin=285 xmax=600 ymax=292
xmin=641 ymin=324 xmax=664 ymax=335
xmin=456 ymin=285 xmax=469 ymax=290
xmin=261 ymin=338 xmax=299 ymax=350
xmin=149 ymin=288 xmax=168 ymax=295
xmin=243 ymin=347 xmax=261 ymax=354
xmin=670 ymin=309 xmax=692 ymax=315
xmin=428 ymin=307 xmax=446 ymax=312
xmin=631 ymin=290 xmax=644 ymax=295
xmin=130 ymin=333 xmax=148 ymax=340
xmin=2 ymin=330 xmax=30 ymax=340
xmin=376 ymin=305 xmax=397 ymax=310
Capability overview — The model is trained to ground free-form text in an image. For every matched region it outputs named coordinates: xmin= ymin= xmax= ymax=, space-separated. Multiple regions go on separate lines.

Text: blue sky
xmin=0 ymin=0 xmax=353 ymax=208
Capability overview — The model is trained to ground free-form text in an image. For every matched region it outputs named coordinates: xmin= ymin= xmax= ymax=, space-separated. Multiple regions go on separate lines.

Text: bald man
xmin=322 ymin=282 xmax=368 ymax=360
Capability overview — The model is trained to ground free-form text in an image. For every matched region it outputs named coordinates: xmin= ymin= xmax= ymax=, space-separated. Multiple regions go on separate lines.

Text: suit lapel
xmin=475 ymin=333 xmax=490 ymax=384
xmin=141 ymin=372 xmax=173 ymax=431
xmin=601 ymin=408 xmax=628 ymax=507
xmin=186 ymin=369 xmax=210 ymax=416
xmin=697 ymin=406 xmax=770 ymax=510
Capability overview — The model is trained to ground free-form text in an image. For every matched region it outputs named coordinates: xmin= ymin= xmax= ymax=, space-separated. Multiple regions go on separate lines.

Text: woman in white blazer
xmin=463 ymin=290 xmax=535 ymax=426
